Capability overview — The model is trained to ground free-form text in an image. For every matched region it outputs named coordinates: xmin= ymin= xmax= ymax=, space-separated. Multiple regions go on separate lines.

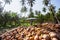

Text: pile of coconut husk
xmin=0 ymin=23 xmax=60 ymax=40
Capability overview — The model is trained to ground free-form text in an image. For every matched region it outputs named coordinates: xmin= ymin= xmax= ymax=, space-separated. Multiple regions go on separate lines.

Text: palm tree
xmin=49 ymin=5 xmax=55 ymax=16
xmin=21 ymin=0 xmax=25 ymax=6
xmin=42 ymin=7 xmax=46 ymax=12
xmin=56 ymin=8 xmax=60 ymax=22
xmin=28 ymin=11 xmax=34 ymax=18
xmin=27 ymin=0 xmax=35 ymax=7
xmin=58 ymin=8 xmax=60 ymax=13
xmin=49 ymin=5 xmax=60 ymax=23
xmin=0 ymin=0 xmax=12 ymax=13
xmin=20 ymin=0 xmax=27 ymax=13
xmin=43 ymin=0 xmax=59 ymax=23
xmin=27 ymin=0 xmax=35 ymax=18
xmin=42 ymin=0 xmax=50 ymax=12
xmin=43 ymin=0 xmax=50 ymax=6
xmin=35 ymin=10 xmax=41 ymax=15
xmin=21 ymin=6 xmax=27 ymax=13
xmin=20 ymin=0 xmax=27 ymax=17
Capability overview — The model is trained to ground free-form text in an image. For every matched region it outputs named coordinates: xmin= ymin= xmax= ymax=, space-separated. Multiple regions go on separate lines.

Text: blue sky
xmin=0 ymin=0 xmax=60 ymax=17
xmin=51 ymin=0 xmax=60 ymax=10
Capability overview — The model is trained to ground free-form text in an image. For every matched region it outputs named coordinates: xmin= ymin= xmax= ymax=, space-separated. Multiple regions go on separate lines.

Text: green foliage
xmin=34 ymin=9 xmax=60 ymax=23
xmin=21 ymin=6 xmax=27 ymax=13
xmin=43 ymin=0 xmax=59 ymax=23
xmin=0 ymin=12 xmax=20 ymax=29
xmin=27 ymin=0 xmax=35 ymax=7
xmin=36 ymin=14 xmax=44 ymax=23
xmin=28 ymin=11 xmax=34 ymax=18
xmin=20 ymin=0 xmax=25 ymax=5
xmin=49 ymin=5 xmax=56 ymax=13
xmin=57 ymin=8 xmax=60 ymax=13
xmin=43 ymin=0 xmax=50 ymax=6
xmin=42 ymin=7 xmax=46 ymax=12
xmin=56 ymin=8 xmax=60 ymax=21
xmin=0 ymin=0 xmax=60 ymax=30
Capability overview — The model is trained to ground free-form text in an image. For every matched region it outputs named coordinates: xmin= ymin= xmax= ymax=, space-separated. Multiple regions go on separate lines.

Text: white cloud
xmin=4 ymin=0 xmax=21 ymax=13
xmin=3 ymin=0 xmax=44 ymax=12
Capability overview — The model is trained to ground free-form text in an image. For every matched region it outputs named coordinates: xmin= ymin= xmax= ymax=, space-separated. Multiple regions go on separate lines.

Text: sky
xmin=51 ymin=0 xmax=60 ymax=10
xmin=0 ymin=0 xmax=60 ymax=17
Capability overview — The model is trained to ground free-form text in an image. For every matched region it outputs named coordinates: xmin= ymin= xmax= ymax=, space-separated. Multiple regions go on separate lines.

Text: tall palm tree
xmin=49 ymin=5 xmax=60 ymax=23
xmin=58 ymin=8 xmax=60 ymax=13
xmin=28 ymin=0 xmax=35 ymax=11
xmin=20 ymin=0 xmax=27 ymax=18
xmin=27 ymin=0 xmax=35 ymax=18
xmin=21 ymin=0 xmax=25 ymax=6
xmin=20 ymin=0 xmax=27 ymax=13
xmin=43 ymin=0 xmax=50 ymax=6
xmin=42 ymin=0 xmax=50 ymax=12
xmin=56 ymin=8 xmax=60 ymax=22
xmin=21 ymin=6 xmax=27 ymax=13
xmin=27 ymin=0 xmax=35 ymax=7
xmin=0 ymin=0 xmax=12 ymax=13
xmin=35 ymin=10 xmax=41 ymax=15
xmin=42 ymin=7 xmax=46 ymax=12
xmin=43 ymin=0 xmax=59 ymax=23
xmin=28 ymin=11 xmax=34 ymax=18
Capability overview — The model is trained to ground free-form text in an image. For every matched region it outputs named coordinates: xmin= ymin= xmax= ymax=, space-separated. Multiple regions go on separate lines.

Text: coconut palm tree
xmin=43 ymin=0 xmax=50 ymax=6
xmin=43 ymin=0 xmax=59 ymax=23
xmin=27 ymin=0 xmax=35 ymax=18
xmin=0 ymin=0 xmax=12 ymax=13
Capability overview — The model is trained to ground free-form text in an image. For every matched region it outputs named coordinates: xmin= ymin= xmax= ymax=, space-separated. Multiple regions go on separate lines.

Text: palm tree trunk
xmin=54 ymin=14 xmax=60 ymax=24
xmin=52 ymin=13 xmax=60 ymax=24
